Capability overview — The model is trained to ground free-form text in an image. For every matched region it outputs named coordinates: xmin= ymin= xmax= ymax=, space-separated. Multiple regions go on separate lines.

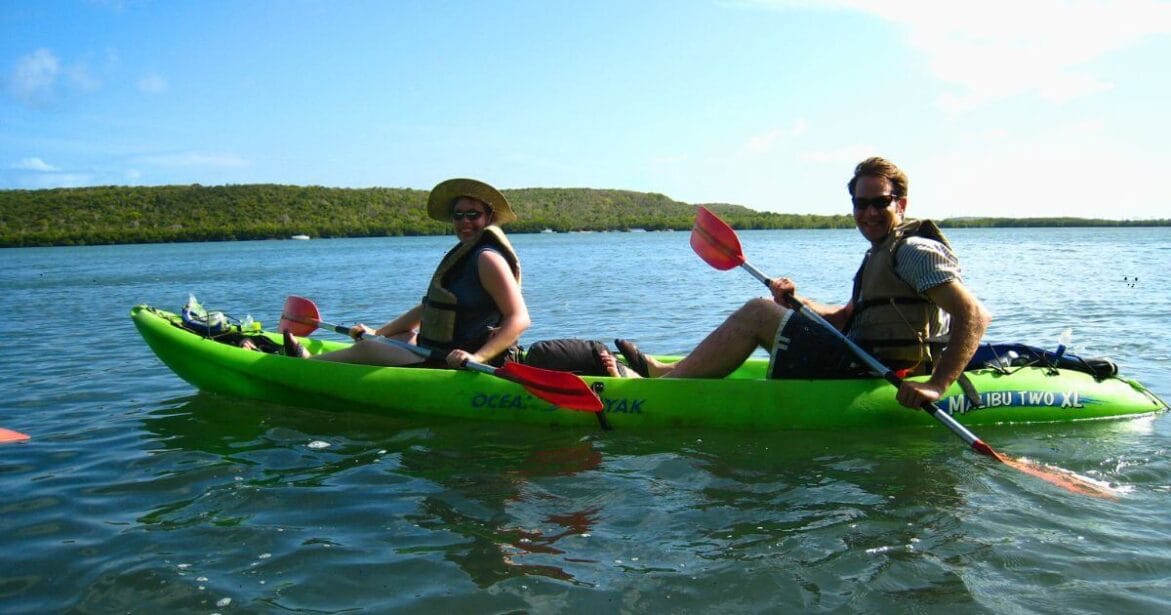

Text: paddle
xmin=278 ymin=296 xmax=605 ymax=414
xmin=691 ymin=206 xmax=1120 ymax=498
xmin=0 ymin=427 xmax=30 ymax=444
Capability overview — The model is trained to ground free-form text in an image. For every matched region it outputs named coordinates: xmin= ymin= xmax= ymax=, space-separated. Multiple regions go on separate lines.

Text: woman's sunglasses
xmin=451 ymin=210 xmax=486 ymax=221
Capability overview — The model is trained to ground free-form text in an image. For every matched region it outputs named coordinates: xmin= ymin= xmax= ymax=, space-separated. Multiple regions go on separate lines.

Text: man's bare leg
xmin=648 ymin=298 xmax=786 ymax=378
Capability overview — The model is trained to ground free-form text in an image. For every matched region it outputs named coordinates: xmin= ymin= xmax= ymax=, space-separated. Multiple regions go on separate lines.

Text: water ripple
xmin=1 ymin=229 xmax=1169 ymax=612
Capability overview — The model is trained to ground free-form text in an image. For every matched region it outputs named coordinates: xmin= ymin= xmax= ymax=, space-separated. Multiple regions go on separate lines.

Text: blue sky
xmin=3 ymin=1 xmax=1169 ymax=219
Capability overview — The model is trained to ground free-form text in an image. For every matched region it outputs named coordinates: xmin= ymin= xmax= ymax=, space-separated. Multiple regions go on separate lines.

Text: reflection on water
xmin=137 ymin=395 xmax=609 ymax=592
xmin=126 ymin=394 xmax=1002 ymax=609
xmin=2 ymin=228 xmax=1170 ymax=612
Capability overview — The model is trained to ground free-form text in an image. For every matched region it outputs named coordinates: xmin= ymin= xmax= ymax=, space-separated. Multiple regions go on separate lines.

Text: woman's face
xmin=451 ymin=197 xmax=492 ymax=242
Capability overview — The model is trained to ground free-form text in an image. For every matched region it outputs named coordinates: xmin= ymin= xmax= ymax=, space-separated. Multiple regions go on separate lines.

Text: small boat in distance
xmin=290 ymin=234 xmax=310 ymax=240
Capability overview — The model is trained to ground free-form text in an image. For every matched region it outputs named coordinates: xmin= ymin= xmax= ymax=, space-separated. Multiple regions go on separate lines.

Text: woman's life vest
xmin=845 ymin=219 xmax=951 ymax=374
xmin=417 ymin=225 xmax=521 ymax=356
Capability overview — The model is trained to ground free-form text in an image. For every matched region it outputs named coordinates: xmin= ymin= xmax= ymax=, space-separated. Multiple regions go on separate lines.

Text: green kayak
xmin=132 ymin=305 xmax=1167 ymax=431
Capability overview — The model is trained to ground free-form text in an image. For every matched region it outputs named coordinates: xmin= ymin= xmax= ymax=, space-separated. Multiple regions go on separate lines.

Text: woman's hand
xmin=446 ymin=349 xmax=475 ymax=368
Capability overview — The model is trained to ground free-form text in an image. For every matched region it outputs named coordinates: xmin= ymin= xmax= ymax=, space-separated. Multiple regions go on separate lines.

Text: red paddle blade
xmin=0 ymin=427 xmax=30 ymax=443
xmin=495 ymin=362 xmax=604 ymax=412
xmin=1000 ymin=454 xmax=1124 ymax=499
xmin=280 ymin=295 xmax=321 ymax=336
xmin=970 ymin=439 xmax=1119 ymax=498
xmin=691 ymin=206 xmax=746 ymax=271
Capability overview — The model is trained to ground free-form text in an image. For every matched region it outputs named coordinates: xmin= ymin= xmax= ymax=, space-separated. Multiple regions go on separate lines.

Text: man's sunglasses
xmin=851 ymin=194 xmax=899 ymax=211
xmin=451 ymin=210 xmax=486 ymax=221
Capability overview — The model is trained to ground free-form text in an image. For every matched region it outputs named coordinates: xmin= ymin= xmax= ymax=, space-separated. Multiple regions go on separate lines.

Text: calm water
xmin=2 ymin=228 xmax=1170 ymax=613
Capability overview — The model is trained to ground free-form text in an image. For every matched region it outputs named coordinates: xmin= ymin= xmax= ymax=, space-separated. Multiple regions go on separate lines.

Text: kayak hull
xmin=131 ymin=305 xmax=1168 ymax=431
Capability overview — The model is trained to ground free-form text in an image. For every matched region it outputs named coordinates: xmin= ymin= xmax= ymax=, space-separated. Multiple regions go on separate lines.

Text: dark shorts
xmin=767 ymin=309 xmax=869 ymax=379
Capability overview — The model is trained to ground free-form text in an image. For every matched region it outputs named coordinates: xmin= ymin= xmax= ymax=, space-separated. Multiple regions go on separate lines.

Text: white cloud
xmin=13 ymin=157 xmax=59 ymax=172
xmin=134 ymin=152 xmax=250 ymax=168
xmin=741 ymin=119 xmax=808 ymax=156
xmin=8 ymin=49 xmax=60 ymax=105
xmin=886 ymin=1 xmax=1130 ymax=110
xmin=14 ymin=172 xmax=95 ymax=189
xmin=6 ymin=48 xmax=103 ymax=106
xmin=84 ymin=0 xmax=143 ymax=10
xmin=66 ymin=62 xmax=102 ymax=93
xmin=138 ymin=73 xmax=167 ymax=93
xmin=740 ymin=0 xmax=1171 ymax=111
xmin=914 ymin=120 xmax=1164 ymax=220
xmin=800 ymin=144 xmax=880 ymax=164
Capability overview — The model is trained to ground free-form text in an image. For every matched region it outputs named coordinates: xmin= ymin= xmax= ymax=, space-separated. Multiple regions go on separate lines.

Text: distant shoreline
xmin=2 ymin=184 xmax=1167 ymax=248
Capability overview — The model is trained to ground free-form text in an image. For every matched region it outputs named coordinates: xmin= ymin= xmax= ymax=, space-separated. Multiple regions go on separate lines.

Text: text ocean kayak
xmin=132 ymin=305 xmax=1167 ymax=431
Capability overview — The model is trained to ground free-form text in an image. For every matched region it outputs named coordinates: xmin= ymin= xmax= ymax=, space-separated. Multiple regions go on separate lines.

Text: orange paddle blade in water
xmin=1000 ymin=455 xmax=1124 ymax=499
xmin=0 ymin=428 xmax=30 ymax=443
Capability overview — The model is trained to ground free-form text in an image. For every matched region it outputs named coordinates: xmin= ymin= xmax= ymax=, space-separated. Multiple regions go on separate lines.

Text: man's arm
xmin=895 ymin=280 xmax=991 ymax=409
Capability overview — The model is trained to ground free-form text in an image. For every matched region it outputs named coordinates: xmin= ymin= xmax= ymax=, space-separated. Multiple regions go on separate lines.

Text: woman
xmin=286 ymin=178 xmax=530 ymax=368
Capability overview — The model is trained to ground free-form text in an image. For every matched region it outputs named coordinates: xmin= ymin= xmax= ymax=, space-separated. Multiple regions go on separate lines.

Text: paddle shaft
xmin=740 ymin=261 xmax=995 ymax=457
xmin=297 ymin=315 xmax=502 ymax=375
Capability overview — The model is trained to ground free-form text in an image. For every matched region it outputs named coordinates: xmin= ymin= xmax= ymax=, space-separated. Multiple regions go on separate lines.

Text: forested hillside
xmin=1 ymin=184 xmax=1165 ymax=247
xmin=0 ymin=184 xmax=853 ymax=247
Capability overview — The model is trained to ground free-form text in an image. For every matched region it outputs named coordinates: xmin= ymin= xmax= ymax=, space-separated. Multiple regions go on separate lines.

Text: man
xmin=617 ymin=157 xmax=991 ymax=409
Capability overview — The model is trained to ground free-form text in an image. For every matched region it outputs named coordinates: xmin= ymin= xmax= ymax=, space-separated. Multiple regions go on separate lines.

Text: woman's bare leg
xmin=309 ymin=332 xmax=426 ymax=367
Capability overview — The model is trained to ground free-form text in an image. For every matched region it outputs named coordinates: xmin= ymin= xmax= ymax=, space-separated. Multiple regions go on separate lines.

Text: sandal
xmin=596 ymin=347 xmax=633 ymax=378
xmin=614 ymin=339 xmax=649 ymax=377
xmin=283 ymin=330 xmax=308 ymax=359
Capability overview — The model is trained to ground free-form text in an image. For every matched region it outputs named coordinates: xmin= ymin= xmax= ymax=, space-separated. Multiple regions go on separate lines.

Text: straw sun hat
xmin=426 ymin=178 xmax=517 ymax=224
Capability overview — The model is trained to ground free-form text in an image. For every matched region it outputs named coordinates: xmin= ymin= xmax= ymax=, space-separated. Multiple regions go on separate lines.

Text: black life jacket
xmin=416 ymin=225 xmax=521 ymax=354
